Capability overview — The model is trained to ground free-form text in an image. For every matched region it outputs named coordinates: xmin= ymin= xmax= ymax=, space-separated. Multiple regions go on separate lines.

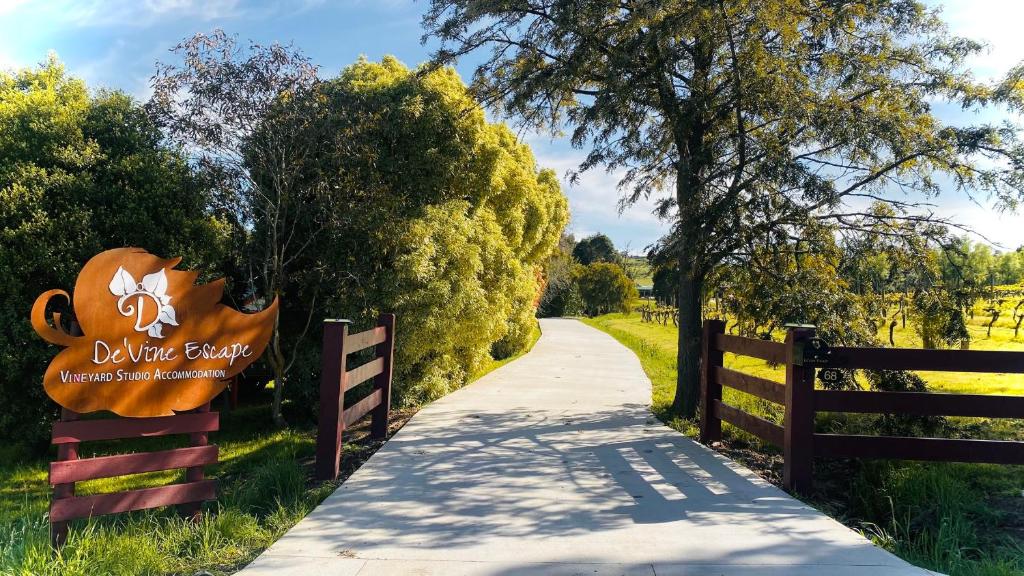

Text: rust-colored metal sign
xmin=32 ymin=248 xmax=278 ymax=417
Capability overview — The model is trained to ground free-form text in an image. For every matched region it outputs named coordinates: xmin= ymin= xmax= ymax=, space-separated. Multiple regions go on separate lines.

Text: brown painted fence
xmin=49 ymin=403 xmax=218 ymax=547
xmin=315 ymin=314 xmax=395 ymax=482
xmin=699 ymin=319 xmax=1024 ymax=493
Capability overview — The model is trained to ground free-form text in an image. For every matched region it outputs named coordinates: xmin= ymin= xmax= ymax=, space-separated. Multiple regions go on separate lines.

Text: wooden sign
xmin=32 ymin=248 xmax=278 ymax=417
xmin=797 ymin=337 xmax=832 ymax=366
xmin=818 ymin=367 xmax=845 ymax=386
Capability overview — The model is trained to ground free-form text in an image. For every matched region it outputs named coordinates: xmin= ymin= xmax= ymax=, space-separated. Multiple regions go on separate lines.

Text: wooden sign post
xmin=31 ymin=248 xmax=278 ymax=547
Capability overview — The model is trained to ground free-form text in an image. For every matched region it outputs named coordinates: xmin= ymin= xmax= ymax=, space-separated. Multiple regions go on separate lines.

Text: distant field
xmin=623 ymin=257 xmax=653 ymax=286
xmin=889 ymin=297 xmax=1024 ymax=394
xmin=586 ymin=309 xmax=1024 ymax=397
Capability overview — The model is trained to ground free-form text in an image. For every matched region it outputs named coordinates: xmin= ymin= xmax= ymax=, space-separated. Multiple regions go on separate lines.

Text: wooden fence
xmin=699 ymin=319 xmax=1024 ymax=493
xmin=49 ymin=403 xmax=218 ymax=547
xmin=315 ymin=314 xmax=396 ymax=482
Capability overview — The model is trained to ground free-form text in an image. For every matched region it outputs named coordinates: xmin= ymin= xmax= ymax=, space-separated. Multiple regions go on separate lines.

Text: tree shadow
xmin=260 ymin=406 xmax=903 ymax=569
xmin=245 ymin=318 xmax=915 ymax=573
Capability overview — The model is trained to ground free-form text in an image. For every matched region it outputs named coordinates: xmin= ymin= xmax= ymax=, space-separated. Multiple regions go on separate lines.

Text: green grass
xmin=582 ymin=312 xmax=1024 ymax=576
xmin=894 ymin=293 xmax=1024 ymax=395
xmin=0 ymin=329 xmax=545 ymax=575
xmin=581 ymin=313 xmax=784 ymax=438
xmin=0 ymin=403 xmax=338 ymax=575
xmin=849 ymin=461 xmax=1024 ymax=576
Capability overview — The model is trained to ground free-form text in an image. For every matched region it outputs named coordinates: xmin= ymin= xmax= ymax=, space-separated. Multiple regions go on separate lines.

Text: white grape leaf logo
xmin=108 ymin=267 xmax=179 ymax=338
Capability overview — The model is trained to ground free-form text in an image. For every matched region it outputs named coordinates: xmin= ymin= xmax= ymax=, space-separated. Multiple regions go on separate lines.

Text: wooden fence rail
xmin=699 ymin=320 xmax=1024 ymax=494
xmin=49 ymin=404 xmax=217 ymax=548
xmin=315 ymin=314 xmax=395 ymax=482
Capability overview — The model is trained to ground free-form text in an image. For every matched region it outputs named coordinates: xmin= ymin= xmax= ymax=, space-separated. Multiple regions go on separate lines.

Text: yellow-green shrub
xmin=276 ymin=57 xmax=568 ymax=407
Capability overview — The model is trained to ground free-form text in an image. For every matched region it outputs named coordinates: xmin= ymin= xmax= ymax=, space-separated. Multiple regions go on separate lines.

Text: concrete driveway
xmin=238 ymin=318 xmax=935 ymax=576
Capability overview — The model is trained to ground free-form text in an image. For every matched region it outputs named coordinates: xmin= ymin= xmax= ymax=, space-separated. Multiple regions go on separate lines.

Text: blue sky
xmin=1 ymin=0 xmax=1022 ymax=252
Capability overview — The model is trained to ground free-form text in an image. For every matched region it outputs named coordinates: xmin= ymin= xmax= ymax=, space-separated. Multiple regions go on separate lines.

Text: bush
xmin=911 ymin=290 xmax=971 ymax=349
xmin=538 ymin=280 xmax=585 ymax=317
xmin=273 ymin=57 xmax=569 ymax=407
xmin=575 ymin=262 xmax=638 ymax=316
xmin=0 ymin=58 xmax=226 ymax=450
xmin=538 ymin=233 xmax=584 ymax=317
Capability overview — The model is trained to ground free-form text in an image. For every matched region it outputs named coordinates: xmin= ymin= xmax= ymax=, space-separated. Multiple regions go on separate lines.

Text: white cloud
xmin=929 ymin=0 xmax=1024 ymax=81
xmin=528 ymin=136 xmax=670 ymax=252
xmin=839 ymin=189 xmax=1024 ymax=250
xmin=21 ymin=0 xmax=245 ymax=28
xmin=0 ymin=49 xmax=19 ymax=71
xmin=933 ymin=200 xmax=1024 ymax=250
xmin=0 ymin=0 xmax=30 ymax=16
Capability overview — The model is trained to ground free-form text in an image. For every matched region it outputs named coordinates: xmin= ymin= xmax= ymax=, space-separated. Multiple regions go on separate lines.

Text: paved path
xmin=240 ymin=318 xmax=934 ymax=576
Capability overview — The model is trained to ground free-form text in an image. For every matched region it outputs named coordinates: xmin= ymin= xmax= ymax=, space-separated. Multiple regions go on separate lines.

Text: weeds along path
xmin=239 ymin=318 xmax=937 ymax=576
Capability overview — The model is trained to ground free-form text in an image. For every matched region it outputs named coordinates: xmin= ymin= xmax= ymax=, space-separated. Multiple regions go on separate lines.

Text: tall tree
xmin=149 ymin=31 xmax=341 ymax=427
xmin=572 ymin=233 xmax=621 ymax=265
xmin=260 ymin=57 xmax=568 ymax=408
xmin=424 ymin=0 xmax=1024 ymax=417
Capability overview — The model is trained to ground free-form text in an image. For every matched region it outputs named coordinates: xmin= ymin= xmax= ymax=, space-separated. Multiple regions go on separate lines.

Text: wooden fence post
xmin=315 ymin=319 xmax=350 ymax=482
xmin=177 ymin=402 xmax=212 ymax=521
xmin=700 ymin=319 xmax=726 ymax=443
xmin=784 ymin=325 xmax=816 ymax=494
xmin=51 ymin=320 xmax=81 ymax=549
xmin=371 ymin=314 xmax=395 ymax=440
xmin=50 ymin=408 xmax=78 ymax=549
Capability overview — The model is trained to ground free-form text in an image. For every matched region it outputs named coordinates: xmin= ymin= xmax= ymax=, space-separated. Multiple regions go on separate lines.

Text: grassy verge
xmin=582 ymin=313 xmax=1024 ymax=576
xmin=0 ymin=326 xmax=543 ymax=575
xmin=0 ymin=402 xmax=404 ymax=576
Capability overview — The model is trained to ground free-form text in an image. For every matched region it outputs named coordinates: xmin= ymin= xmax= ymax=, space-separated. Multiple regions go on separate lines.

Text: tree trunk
xmin=268 ymin=313 xmax=288 ymax=428
xmin=662 ymin=31 xmax=711 ymax=420
xmin=271 ymin=367 xmax=287 ymax=428
xmin=673 ymin=267 xmax=704 ymax=418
